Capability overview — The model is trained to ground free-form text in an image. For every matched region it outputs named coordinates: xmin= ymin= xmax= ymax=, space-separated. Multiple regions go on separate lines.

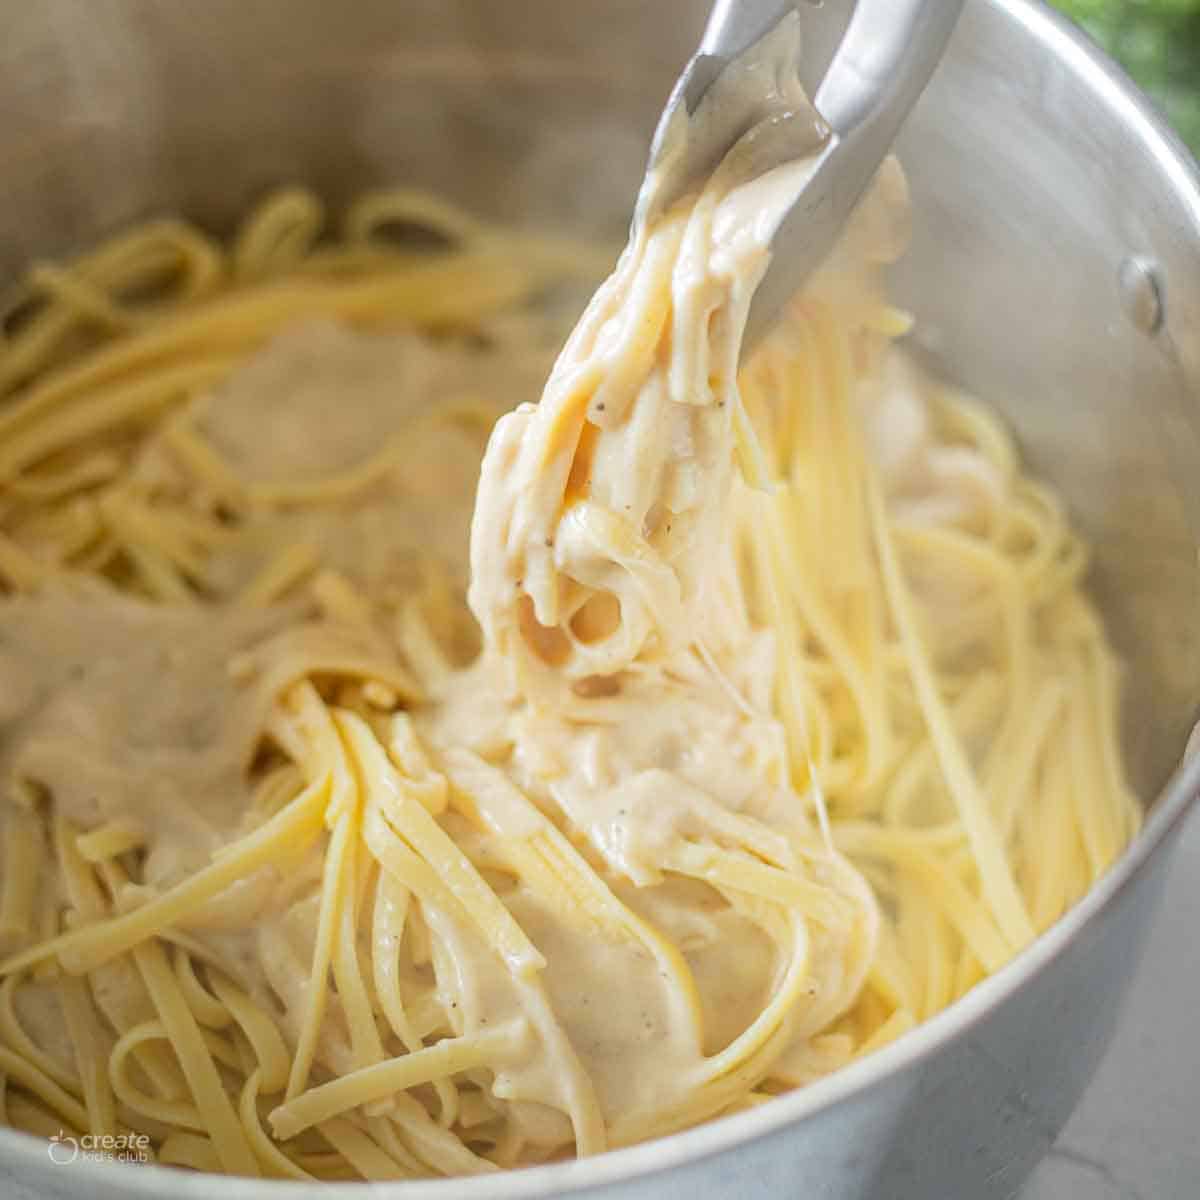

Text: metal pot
xmin=2 ymin=2 xmax=1198 ymax=1197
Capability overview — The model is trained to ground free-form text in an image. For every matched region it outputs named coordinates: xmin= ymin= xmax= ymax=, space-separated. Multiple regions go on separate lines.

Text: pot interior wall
xmin=891 ymin=2 xmax=1200 ymax=798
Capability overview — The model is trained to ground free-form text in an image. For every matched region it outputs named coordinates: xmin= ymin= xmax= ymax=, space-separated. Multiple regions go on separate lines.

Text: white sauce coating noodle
xmin=0 ymin=26 xmax=1138 ymax=1180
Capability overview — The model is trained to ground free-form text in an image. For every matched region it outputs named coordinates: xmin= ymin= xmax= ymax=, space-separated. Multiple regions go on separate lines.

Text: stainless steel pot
xmin=2 ymin=2 xmax=1198 ymax=1198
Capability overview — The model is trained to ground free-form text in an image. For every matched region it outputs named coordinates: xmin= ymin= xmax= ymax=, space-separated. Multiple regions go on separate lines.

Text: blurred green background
xmin=1050 ymin=0 xmax=1200 ymax=152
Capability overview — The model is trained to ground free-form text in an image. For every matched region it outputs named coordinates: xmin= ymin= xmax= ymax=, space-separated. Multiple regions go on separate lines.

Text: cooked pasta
xmin=0 ymin=37 xmax=1138 ymax=1180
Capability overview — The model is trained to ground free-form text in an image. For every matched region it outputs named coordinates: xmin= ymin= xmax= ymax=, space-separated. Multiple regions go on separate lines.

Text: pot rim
xmin=2 ymin=0 xmax=1199 ymax=1195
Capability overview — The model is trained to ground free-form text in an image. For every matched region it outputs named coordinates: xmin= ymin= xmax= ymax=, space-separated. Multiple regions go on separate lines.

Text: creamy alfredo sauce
xmin=445 ymin=18 xmax=882 ymax=1132
xmin=0 ymin=20 xmax=974 ymax=1158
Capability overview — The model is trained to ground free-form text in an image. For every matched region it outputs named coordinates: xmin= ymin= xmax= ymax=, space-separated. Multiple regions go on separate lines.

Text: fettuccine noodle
xmin=0 ymin=32 xmax=1137 ymax=1180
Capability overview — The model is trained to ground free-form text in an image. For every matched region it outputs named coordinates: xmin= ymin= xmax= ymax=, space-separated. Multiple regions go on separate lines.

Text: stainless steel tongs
xmin=644 ymin=0 xmax=965 ymax=353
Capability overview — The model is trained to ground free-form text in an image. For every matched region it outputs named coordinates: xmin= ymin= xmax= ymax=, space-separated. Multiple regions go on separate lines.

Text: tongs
xmin=645 ymin=0 xmax=965 ymax=353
